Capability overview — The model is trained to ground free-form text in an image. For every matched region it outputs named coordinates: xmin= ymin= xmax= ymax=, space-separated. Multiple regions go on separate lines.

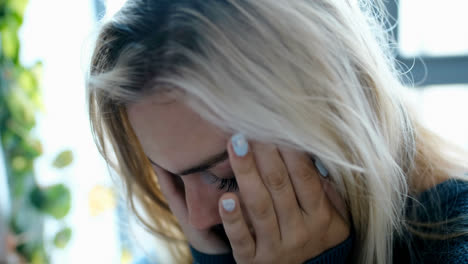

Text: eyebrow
xmin=147 ymin=149 xmax=229 ymax=176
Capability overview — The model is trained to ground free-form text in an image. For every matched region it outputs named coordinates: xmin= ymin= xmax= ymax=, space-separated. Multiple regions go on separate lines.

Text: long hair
xmin=86 ymin=0 xmax=467 ymax=263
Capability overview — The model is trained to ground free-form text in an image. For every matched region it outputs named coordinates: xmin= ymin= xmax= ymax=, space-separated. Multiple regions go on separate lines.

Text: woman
xmin=86 ymin=0 xmax=468 ymax=263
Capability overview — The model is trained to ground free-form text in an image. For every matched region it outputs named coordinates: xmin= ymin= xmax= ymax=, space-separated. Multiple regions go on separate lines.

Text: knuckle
xmin=230 ymin=230 xmax=248 ymax=246
xmin=250 ymin=199 xmax=271 ymax=220
xmin=295 ymin=162 xmax=316 ymax=183
xmin=224 ymin=210 xmax=241 ymax=225
xmin=265 ymin=170 xmax=288 ymax=191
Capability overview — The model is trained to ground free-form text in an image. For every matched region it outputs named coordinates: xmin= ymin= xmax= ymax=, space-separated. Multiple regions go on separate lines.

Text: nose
xmin=183 ymin=176 xmax=223 ymax=230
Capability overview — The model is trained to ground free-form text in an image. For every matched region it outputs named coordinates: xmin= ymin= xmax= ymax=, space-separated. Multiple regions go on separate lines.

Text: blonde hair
xmin=86 ymin=0 xmax=467 ymax=263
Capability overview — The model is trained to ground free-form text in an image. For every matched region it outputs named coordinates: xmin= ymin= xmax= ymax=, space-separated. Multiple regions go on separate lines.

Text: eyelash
xmin=203 ymin=171 xmax=238 ymax=192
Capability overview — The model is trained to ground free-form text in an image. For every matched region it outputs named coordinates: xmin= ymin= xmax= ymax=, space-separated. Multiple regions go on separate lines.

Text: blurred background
xmin=0 ymin=0 xmax=467 ymax=263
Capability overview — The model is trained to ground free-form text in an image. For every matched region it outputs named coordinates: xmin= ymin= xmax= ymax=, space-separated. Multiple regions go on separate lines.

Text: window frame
xmin=386 ymin=0 xmax=468 ymax=86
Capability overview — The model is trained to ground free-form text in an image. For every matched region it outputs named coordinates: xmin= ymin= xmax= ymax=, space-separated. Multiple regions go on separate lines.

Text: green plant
xmin=1 ymin=0 xmax=73 ymax=262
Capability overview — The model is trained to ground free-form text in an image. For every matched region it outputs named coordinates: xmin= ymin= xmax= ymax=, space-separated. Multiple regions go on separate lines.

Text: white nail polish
xmin=222 ymin=199 xmax=236 ymax=212
xmin=315 ymin=158 xmax=329 ymax=177
xmin=231 ymin=133 xmax=249 ymax=157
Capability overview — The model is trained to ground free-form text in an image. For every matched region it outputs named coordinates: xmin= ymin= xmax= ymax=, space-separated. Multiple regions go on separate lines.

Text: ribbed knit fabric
xmin=304 ymin=232 xmax=353 ymax=264
xmin=191 ymin=178 xmax=468 ymax=264
xmin=190 ymin=232 xmax=353 ymax=264
xmin=393 ymin=178 xmax=468 ymax=264
xmin=190 ymin=246 xmax=236 ymax=264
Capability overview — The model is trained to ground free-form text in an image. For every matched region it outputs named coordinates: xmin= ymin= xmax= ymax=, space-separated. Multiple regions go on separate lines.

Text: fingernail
xmin=231 ymin=133 xmax=249 ymax=157
xmin=222 ymin=199 xmax=236 ymax=212
xmin=315 ymin=158 xmax=329 ymax=177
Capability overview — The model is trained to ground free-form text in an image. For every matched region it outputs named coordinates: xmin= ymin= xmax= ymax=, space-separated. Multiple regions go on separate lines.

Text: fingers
xmin=252 ymin=143 xmax=304 ymax=240
xmin=222 ymin=134 xmax=350 ymax=262
xmin=279 ymin=149 xmax=327 ymax=215
xmin=218 ymin=193 xmax=255 ymax=262
xmin=228 ymin=134 xmax=280 ymax=249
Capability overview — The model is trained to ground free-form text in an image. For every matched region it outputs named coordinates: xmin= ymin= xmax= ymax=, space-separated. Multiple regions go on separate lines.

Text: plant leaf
xmin=53 ymin=227 xmax=72 ymax=249
xmin=52 ymin=150 xmax=73 ymax=168
xmin=8 ymin=0 xmax=30 ymax=18
xmin=30 ymin=246 xmax=48 ymax=264
xmin=1 ymin=25 xmax=19 ymax=60
xmin=30 ymin=184 xmax=71 ymax=219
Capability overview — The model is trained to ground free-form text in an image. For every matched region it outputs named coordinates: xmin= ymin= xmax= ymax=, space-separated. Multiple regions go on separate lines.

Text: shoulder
xmin=415 ymin=178 xmax=468 ymax=220
xmin=395 ymin=178 xmax=468 ymax=264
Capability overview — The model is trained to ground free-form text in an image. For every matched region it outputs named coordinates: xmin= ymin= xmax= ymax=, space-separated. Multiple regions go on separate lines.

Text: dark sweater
xmin=191 ymin=178 xmax=468 ymax=264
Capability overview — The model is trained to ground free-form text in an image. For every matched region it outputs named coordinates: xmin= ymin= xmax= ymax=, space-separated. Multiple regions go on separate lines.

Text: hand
xmin=218 ymin=134 xmax=350 ymax=263
xmin=154 ymin=162 xmax=230 ymax=254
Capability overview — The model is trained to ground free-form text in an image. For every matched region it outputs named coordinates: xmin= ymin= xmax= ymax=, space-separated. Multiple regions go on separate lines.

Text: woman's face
xmin=126 ymin=93 xmax=233 ymax=230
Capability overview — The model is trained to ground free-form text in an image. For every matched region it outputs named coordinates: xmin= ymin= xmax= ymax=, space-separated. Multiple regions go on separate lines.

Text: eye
xmin=201 ymin=171 xmax=238 ymax=192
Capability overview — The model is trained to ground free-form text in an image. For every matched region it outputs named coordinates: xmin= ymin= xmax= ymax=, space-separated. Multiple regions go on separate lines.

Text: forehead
xmin=126 ymin=93 xmax=228 ymax=173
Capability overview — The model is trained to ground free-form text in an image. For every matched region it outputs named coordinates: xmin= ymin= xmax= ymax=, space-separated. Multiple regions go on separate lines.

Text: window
xmin=386 ymin=0 xmax=468 ymax=86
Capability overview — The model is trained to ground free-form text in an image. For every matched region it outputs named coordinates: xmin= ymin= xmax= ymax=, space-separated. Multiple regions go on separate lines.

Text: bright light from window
xmin=103 ymin=0 xmax=128 ymax=20
xmin=399 ymin=0 xmax=468 ymax=57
